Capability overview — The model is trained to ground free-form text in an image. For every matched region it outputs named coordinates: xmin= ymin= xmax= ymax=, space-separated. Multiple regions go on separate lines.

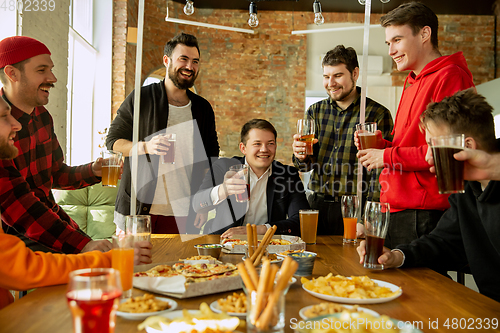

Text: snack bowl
xmin=287 ymin=251 xmax=317 ymax=276
xmin=194 ymin=244 xmax=223 ymax=259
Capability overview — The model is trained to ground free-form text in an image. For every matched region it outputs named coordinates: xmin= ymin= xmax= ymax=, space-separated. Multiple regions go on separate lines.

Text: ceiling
xmin=172 ymin=0 xmax=497 ymax=16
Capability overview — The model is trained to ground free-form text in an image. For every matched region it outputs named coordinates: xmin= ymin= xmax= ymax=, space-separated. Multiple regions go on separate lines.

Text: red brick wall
xmin=112 ymin=1 xmax=497 ymax=164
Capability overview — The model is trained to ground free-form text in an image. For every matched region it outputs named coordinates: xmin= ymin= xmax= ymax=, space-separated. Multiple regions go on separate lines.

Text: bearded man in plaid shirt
xmin=0 ymin=36 xmax=112 ymax=254
xmin=293 ymin=45 xmax=393 ymax=236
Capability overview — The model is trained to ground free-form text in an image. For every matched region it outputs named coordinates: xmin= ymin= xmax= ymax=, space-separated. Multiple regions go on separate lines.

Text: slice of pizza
xmin=185 ymin=270 xmax=239 ymax=284
xmin=173 ymin=263 xmax=237 ymax=278
xmin=133 ymin=264 xmax=179 ymax=277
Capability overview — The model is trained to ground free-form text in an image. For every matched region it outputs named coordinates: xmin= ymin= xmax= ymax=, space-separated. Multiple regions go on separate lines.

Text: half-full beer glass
xmin=363 ymin=201 xmax=390 ymax=270
xmin=356 ymin=122 xmax=377 ymax=150
xmin=297 ymin=119 xmax=315 ymax=155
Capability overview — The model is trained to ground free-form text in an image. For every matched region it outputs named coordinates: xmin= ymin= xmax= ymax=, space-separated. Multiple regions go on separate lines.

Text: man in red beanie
xmin=0 ymin=36 xmax=112 ymax=254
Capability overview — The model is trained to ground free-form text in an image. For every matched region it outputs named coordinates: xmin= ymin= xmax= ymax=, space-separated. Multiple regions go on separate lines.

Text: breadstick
xmin=266 ymin=264 xmax=279 ymax=293
xmin=244 ymin=256 xmax=259 ymax=289
xmin=250 ymin=259 xmax=271 ymax=324
xmin=237 ymin=262 xmax=256 ymax=292
xmin=251 ymin=224 xmax=258 ymax=252
xmin=250 ymin=225 xmax=276 ymax=264
xmin=246 ymin=223 xmax=254 ymax=257
xmin=256 ymin=257 xmax=298 ymax=330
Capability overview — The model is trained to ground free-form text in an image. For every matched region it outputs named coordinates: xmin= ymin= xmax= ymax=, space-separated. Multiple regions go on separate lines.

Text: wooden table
xmin=1 ymin=235 xmax=499 ymax=333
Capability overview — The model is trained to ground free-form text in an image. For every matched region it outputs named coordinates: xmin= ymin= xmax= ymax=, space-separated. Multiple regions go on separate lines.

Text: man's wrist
xmin=391 ymin=249 xmax=405 ymax=268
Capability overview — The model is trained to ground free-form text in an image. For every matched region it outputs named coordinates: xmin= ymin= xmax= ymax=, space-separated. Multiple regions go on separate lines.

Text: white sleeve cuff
xmin=264 ymin=223 xmax=271 ymax=230
xmin=391 ymin=249 xmax=405 ymax=268
xmin=210 ymin=185 xmax=223 ymax=205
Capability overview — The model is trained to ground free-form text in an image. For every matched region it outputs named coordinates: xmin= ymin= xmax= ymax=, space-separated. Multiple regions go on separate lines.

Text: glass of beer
xmin=430 ymin=134 xmax=465 ymax=194
xmin=356 ymin=122 xmax=378 ymax=150
xmin=297 ymin=119 xmax=315 ymax=155
xmin=341 ymin=195 xmax=359 ymax=244
xmin=101 ymin=150 xmax=122 ymax=187
xmin=162 ymin=133 xmax=176 ymax=164
xmin=126 ymin=215 xmax=152 ymax=241
xmin=66 ymin=268 xmax=122 ymax=333
xmin=299 ymin=209 xmax=319 ymax=245
xmin=112 ymin=234 xmax=134 ymax=298
xmin=363 ymin=201 xmax=390 ymax=270
xmin=228 ymin=164 xmax=250 ymax=202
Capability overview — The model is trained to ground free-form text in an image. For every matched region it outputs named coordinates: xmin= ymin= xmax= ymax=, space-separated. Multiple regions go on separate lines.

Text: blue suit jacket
xmin=192 ymin=157 xmax=310 ymax=235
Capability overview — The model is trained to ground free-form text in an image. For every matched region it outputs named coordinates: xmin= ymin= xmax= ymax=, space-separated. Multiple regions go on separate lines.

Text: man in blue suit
xmin=193 ymin=119 xmax=310 ymax=237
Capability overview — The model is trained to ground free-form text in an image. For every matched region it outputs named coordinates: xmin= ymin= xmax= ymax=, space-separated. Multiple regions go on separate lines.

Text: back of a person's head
xmin=380 ymin=2 xmax=439 ymax=50
xmin=240 ymin=119 xmax=277 ymax=144
xmin=422 ymin=89 xmax=496 ymax=152
xmin=322 ymin=45 xmax=359 ymax=74
xmin=163 ymin=33 xmax=200 ymax=58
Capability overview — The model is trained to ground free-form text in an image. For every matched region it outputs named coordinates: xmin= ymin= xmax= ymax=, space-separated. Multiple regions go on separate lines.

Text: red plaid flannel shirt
xmin=0 ymin=92 xmax=100 ymax=253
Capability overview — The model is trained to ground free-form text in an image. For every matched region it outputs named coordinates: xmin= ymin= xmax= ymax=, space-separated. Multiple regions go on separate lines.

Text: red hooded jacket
xmin=379 ymin=52 xmax=474 ymax=212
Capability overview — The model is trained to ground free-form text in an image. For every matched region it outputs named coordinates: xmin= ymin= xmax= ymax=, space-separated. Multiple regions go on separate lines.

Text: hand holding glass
xmin=341 ymin=195 xmax=359 ymax=244
xmin=297 ymin=119 xmax=315 ymax=155
xmin=162 ymin=133 xmax=176 ymax=164
xmin=356 ymin=122 xmax=377 ymax=150
xmin=101 ymin=150 xmax=122 ymax=187
xmin=66 ymin=268 xmax=122 ymax=333
xmin=126 ymin=215 xmax=152 ymax=242
xmin=228 ymin=164 xmax=250 ymax=202
xmin=363 ymin=201 xmax=390 ymax=270
xmin=430 ymin=134 xmax=465 ymax=194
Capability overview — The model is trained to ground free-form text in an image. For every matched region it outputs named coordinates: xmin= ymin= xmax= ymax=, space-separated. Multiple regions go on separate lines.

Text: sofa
xmin=52 ymin=182 xmax=119 ymax=240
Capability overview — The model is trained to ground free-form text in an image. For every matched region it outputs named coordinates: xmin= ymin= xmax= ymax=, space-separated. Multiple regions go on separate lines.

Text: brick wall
xmin=22 ymin=0 xmax=70 ymax=152
xmin=113 ymin=1 xmax=497 ymax=164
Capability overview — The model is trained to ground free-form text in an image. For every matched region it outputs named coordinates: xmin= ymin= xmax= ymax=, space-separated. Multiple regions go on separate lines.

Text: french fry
xmin=246 ymin=223 xmax=254 ymax=258
xmin=237 ymin=262 xmax=256 ymax=292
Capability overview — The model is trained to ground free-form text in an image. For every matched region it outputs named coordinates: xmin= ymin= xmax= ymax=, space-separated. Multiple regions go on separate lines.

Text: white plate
xmin=116 ymin=297 xmax=177 ymax=320
xmin=298 ymin=304 xmax=380 ymax=320
xmin=302 ymin=279 xmax=402 ymax=304
xmin=209 ymin=300 xmax=247 ymax=318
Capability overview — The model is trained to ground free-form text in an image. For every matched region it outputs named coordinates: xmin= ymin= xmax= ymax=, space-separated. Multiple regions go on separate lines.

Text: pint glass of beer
xmin=162 ymin=133 xmax=176 ymax=164
xmin=297 ymin=119 xmax=315 ymax=155
xmin=101 ymin=150 xmax=122 ymax=187
xmin=363 ymin=201 xmax=390 ymax=270
xmin=228 ymin=164 xmax=250 ymax=202
xmin=430 ymin=134 xmax=465 ymax=194
xmin=299 ymin=209 xmax=319 ymax=245
xmin=356 ymin=122 xmax=377 ymax=150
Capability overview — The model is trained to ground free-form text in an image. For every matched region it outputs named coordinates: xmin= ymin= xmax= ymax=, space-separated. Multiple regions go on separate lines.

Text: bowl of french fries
xmin=116 ymin=294 xmax=177 ymax=320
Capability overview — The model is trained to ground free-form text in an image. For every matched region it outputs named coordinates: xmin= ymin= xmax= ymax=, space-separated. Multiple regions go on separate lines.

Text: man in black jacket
xmin=193 ymin=119 xmax=310 ymax=237
xmin=357 ymin=90 xmax=500 ymax=302
xmin=106 ymin=33 xmax=219 ymax=234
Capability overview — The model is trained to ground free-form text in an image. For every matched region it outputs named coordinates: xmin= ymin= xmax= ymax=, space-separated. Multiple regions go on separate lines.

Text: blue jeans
xmin=384 ymin=209 xmax=444 ymax=249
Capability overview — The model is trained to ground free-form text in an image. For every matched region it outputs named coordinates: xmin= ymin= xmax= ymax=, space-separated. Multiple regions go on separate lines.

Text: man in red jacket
xmin=356 ymin=2 xmax=474 ymax=249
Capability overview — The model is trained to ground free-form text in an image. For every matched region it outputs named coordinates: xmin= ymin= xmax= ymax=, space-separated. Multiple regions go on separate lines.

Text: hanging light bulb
xmin=184 ymin=0 xmax=194 ymax=15
xmin=380 ymin=0 xmax=390 ymax=3
xmin=358 ymin=0 xmax=366 ymax=4
xmin=248 ymin=2 xmax=259 ymax=28
xmin=313 ymin=0 xmax=324 ymax=26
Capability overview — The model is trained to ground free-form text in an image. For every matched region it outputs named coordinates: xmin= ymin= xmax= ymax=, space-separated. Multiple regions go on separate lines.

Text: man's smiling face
xmin=166 ymin=44 xmax=199 ymax=90
xmin=239 ymin=128 xmax=276 ymax=176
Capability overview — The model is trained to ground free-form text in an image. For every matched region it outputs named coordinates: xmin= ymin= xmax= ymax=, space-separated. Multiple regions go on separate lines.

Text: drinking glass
xmin=162 ymin=133 xmax=176 ymax=164
xmin=356 ymin=122 xmax=378 ymax=150
xmin=101 ymin=150 xmax=122 ymax=187
xmin=341 ymin=195 xmax=359 ymax=244
xmin=246 ymin=289 xmax=285 ymax=333
xmin=66 ymin=268 xmax=122 ymax=333
xmin=363 ymin=201 xmax=390 ymax=270
xmin=299 ymin=209 xmax=319 ymax=245
xmin=126 ymin=215 xmax=152 ymax=241
xmin=228 ymin=164 xmax=250 ymax=203
xmin=112 ymin=234 xmax=134 ymax=298
xmin=297 ymin=119 xmax=315 ymax=155
xmin=430 ymin=134 xmax=465 ymax=194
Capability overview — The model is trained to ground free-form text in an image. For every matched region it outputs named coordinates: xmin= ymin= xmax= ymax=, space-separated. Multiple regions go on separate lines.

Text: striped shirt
xmin=293 ymin=87 xmax=393 ymax=200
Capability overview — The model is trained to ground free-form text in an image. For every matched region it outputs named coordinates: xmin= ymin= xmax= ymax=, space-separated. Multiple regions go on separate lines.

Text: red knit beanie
xmin=0 ymin=36 xmax=51 ymax=68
